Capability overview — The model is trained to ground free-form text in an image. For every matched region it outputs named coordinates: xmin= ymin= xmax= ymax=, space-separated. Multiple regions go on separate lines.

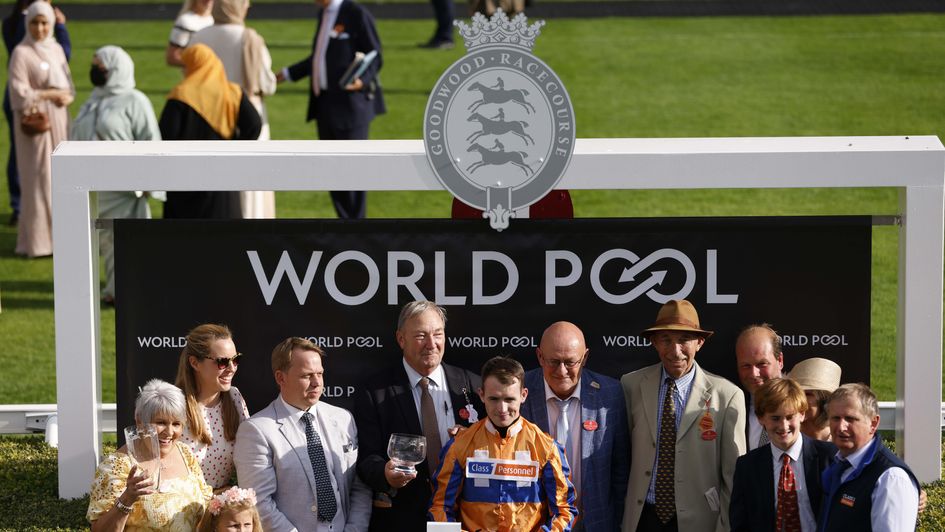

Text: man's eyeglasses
xmin=541 ymin=357 xmax=583 ymax=369
xmin=203 ymin=354 xmax=242 ymax=370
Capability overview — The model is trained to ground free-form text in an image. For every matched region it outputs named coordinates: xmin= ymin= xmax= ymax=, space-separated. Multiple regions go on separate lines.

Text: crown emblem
xmin=455 ymin=10 xmax=545 ymax=52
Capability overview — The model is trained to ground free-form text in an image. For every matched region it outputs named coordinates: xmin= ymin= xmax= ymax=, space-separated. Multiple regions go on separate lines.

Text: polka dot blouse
xmin=181 ymin=387 xmax=250 ymax=489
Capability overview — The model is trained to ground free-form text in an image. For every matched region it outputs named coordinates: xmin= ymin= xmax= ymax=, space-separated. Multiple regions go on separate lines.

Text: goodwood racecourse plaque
xmin=423 ymin=10 xmax=576 ymax=231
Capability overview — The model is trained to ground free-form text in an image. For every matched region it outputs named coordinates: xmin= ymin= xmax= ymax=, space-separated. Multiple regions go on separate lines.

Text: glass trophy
xmin=123 ymin=424 xmax=161 ymax=487
xmin=387 ymin=433 xmax=426 ymax=474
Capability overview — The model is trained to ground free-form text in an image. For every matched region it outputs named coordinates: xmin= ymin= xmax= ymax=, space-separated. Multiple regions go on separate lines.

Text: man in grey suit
xmin=621 ymin=300 xmax=746 ymax=532
xmin=235 ymin=337 xmax=371 ymax=531
xmin=520 ymin=321 xmax=629 ymax=532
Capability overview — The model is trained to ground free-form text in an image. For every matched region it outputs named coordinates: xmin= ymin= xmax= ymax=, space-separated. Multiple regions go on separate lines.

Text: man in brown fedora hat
xmin=621 ymin=299 xmax=746 ymax=532
xmin=734 ymin=323 xmax=785 ymax=450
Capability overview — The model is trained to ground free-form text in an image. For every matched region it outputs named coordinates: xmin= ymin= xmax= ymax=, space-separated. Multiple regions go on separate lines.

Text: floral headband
xmin=208 ymin=486 xmax=257 ymax=516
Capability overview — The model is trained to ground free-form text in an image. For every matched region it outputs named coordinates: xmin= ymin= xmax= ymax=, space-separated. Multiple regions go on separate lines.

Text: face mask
xmin=89 ymin=65 xmax=108 ymax=87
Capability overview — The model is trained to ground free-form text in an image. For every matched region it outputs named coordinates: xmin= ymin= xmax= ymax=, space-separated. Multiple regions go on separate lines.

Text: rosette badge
xmin=423 ymin=10 xmax=576 ymax=231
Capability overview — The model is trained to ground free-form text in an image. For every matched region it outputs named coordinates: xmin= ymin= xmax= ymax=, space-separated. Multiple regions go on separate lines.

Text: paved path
xmin=61 ymin=0 xmax=945 ymax=21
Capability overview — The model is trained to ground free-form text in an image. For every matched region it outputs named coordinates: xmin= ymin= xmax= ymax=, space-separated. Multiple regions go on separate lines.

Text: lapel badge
xmin=590 ymin=380 xmax=600 ymax=389
xmin=582 ymin=419 xmax=598 ymax=431
xmin=840 ymin=494 xmax=856 ymax=507
xmin=462 ymin=403 xmax=479 ymax=423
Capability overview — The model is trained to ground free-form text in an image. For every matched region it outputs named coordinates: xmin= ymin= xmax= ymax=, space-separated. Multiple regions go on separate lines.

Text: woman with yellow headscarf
xmin=190 ymin=0 xmax=276 ymax=219
xmin=159 ymin=43 xmax=261 ymax=219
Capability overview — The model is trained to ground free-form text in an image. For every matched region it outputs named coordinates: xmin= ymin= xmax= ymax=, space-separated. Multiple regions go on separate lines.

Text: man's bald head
xmin=537 ymin=321 xmax=588 ymax=399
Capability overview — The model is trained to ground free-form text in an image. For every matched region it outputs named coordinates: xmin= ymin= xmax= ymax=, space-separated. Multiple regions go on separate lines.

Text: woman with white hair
xmin=87 ymin=379 xmax=212 ymax=531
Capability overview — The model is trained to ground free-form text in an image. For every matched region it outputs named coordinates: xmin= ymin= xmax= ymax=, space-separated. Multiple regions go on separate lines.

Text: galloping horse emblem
xmin=466 ymin=142 xmax=533 ymax=176
xmin=467 ymin=81 xmax=536 ymax=114
xmin=466 ymin=113 xmax=534 ymax=145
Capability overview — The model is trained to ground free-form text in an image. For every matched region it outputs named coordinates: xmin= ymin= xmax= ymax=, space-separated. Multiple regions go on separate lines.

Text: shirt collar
xmin=660 ymin=363 xmax=697 ymax=389
xmin=837 ymin=435 xmax=877 ymax=469
xmin=771 ymin=434 xmax=804 ymax=463
xmin=280 ymin=394 xmax=317 ymax=426
xmin=402 ymin=358 xmax=446 ymax=390
xmin=485 ymin=417 xmax=524 ymax=438
xmin=543 ymin=376 xmax=581 ymax=403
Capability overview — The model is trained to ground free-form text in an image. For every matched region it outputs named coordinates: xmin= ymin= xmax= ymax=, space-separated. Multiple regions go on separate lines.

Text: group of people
xmin=85 ymin=298 xmax=923 ymax=532
xmin=5 ymin=0 xmax=386 ymax=266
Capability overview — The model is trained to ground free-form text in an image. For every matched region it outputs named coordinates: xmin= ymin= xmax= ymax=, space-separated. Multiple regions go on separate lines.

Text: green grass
xmin=0 ymin=14 xmax=944 ymax=405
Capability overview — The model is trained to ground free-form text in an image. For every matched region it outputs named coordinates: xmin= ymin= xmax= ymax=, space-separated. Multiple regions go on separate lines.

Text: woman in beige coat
xmin=8 ymin=0 xmax=73 ymax=257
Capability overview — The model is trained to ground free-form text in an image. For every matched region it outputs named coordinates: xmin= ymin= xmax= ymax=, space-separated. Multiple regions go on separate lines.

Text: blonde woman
xmin=175 ymin=324 xmax=250 ymax=490
xmin=166 ymin=0 xmax=213 ymax=66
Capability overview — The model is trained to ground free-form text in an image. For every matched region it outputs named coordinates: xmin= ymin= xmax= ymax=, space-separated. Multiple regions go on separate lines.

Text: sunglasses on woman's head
xmin=202 ymin=353 xmax=242 ymax=369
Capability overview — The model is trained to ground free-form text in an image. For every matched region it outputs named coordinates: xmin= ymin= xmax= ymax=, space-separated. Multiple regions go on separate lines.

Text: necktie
xmin=776 ymin=453 xmax=802 ymax=532
xmin=759 ymin=426 xmax=770 ymax=447
xmin=301 ymin=412 xmax=337 ymax=522
xmin=419 ymin=377 xmax=443 ymax=472
xmin=654 ymin=378 xmax=677 ymax=523
xmin=555 ymin=397 xmax=574 ymax=469
xmin=311 ymin=11 xmax=332 ymax=96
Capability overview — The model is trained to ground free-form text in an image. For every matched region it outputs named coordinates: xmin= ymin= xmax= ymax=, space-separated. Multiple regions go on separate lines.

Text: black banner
xmin=115 ymin=217 xmax=871 ymax=427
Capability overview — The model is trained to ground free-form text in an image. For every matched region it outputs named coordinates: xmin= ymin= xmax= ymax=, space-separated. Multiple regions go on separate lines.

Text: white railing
xmin=51 ymin=137 xmax=945 ymax=496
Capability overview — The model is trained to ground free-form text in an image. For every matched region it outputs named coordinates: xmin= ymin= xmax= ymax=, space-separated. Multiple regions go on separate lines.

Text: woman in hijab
xmin=159 ymin=43 xmax=261 ymax=219
xmin=71 ymin=45 xmax=161 ymax=305
xmin=3 ymin=0 xmax=71 ymax=227
xmin=8 ymin=0 xmax=72 ymax=257
xmin=190 ymin=0 xmax=275 ymax=218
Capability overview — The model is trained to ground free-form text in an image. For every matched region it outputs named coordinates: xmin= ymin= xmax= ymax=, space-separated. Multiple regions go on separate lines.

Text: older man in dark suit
xmin=520 ymin=321 xmax=629 ymax=532
xmin=353 ymin=300 xmax=483 ymax=531
xmin=277 ymin=0 xmax=385 ymax=219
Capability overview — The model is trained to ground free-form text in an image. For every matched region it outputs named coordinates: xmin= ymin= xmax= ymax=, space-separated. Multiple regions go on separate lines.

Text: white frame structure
xmin=52 ymin=136 xmax=944 ymax=498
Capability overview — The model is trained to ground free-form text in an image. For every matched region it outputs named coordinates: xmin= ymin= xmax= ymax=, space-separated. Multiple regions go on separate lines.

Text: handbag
xmin=21 ymin=105 xmax=50 ymax=136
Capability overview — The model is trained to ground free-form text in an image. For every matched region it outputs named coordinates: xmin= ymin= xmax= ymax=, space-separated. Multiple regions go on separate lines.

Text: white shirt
xmin=314 ymin=0 xmax=344 ymax=91
xmin=769 ymin=438 xmax=816 ymax=532
xmin=748 ymin=395 xmax=765 ymax=450
xmin=837 ymin=440 xmax=918 ymax=532
xmin=544 ymin=378 xmax=582 ymax=497
xmin=402 ymin=360 xmax=455 ymax=447
xmin=278 ymin=396 xmax=348 ymax=532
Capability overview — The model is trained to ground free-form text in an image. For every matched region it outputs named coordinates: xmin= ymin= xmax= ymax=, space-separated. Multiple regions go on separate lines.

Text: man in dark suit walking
xmin=353 ymin=300 xmax=483 ymax=531
xmin=277 ymin=0 xmax=385 ymax=219
xmin=730 ymin=378 xmax=836 ymax=532
xmin=520 ymin=321 xmax=629 ymax=532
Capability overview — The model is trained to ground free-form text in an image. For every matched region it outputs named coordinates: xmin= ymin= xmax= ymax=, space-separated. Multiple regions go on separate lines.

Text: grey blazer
xmin=234 ymin=397 xmax=372 ymax=532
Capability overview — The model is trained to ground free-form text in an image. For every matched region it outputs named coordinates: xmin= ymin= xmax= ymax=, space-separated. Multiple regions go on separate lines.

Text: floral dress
xmin=86 ymin=442 xmax=212 ymax=531
xmin=181 ymin=387 xmax=250 ymax=489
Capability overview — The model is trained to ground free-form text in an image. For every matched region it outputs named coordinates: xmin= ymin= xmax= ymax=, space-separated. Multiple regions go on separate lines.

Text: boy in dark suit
xmin=730 ymin=378 xmax=836 ymax=532
xmin=277 ymin=0 xmax=385 ymax=219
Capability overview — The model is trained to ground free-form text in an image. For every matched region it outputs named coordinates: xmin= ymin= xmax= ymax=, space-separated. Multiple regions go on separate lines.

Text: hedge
xmin=0 ymin=435 xmax=941 ymax=530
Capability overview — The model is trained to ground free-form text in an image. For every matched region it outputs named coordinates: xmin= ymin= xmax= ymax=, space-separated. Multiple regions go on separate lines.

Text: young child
xmin=197 ymin=486 xmax=262 ymax=532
